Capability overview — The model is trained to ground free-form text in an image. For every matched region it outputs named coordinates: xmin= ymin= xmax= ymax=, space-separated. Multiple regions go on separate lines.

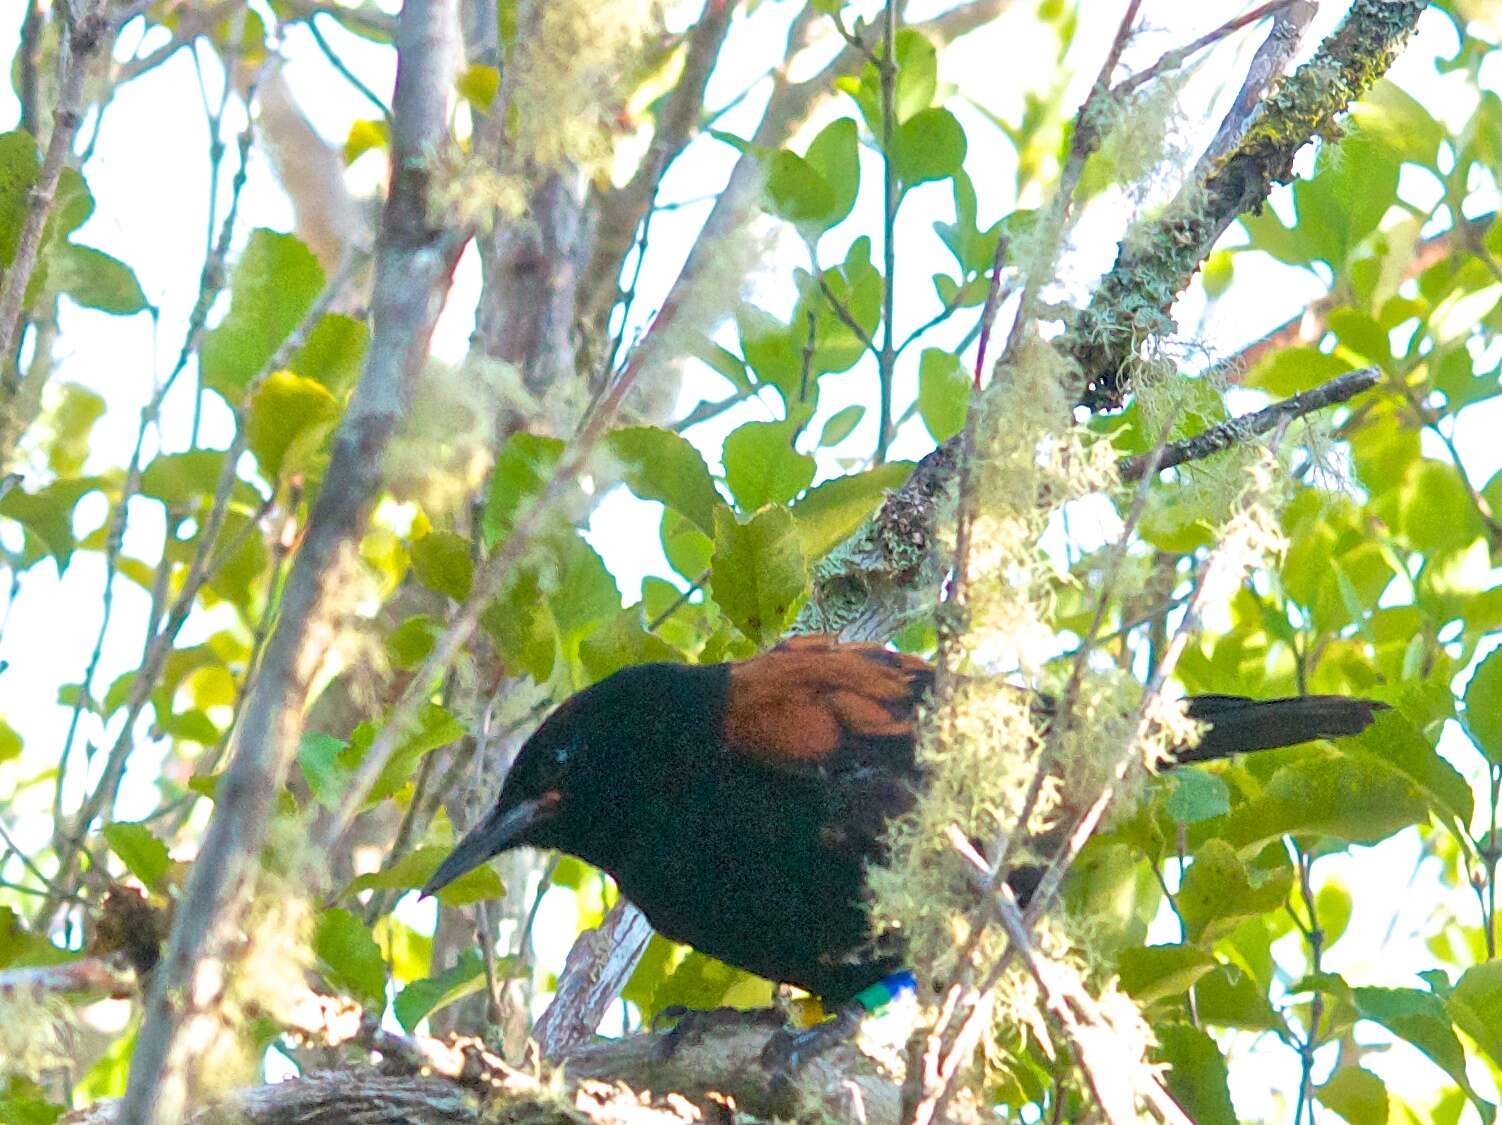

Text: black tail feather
xmin=1173 ymin=694 xmax=1387 ymax=764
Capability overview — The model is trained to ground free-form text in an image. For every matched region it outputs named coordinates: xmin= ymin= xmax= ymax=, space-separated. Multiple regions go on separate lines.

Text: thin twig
xmin=0 ymin=1 xmax=114 ymax=455
xmin=874 ymin=0 xmax=899 ymax=464
xmin=305 ymin=13 xmax=393 ymax=120
xmin=1112 ymin=0 xmax=1298 ymax=100
xmin=119 ymin=2 xmax=467 ymax=1111
xmin=1119 ymin=366 xmax=1380 ymax=481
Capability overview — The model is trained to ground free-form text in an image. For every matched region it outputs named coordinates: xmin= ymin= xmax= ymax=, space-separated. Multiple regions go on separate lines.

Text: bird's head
xmin=419 ymin=660 xmax=715 ymax=899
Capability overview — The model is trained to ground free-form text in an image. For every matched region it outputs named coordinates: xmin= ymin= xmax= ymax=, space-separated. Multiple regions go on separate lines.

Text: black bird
xmin=423 ymin=636 xmax=1384 ymax=1005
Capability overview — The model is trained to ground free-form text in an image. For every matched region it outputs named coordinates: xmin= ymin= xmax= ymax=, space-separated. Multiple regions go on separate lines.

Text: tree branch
xmin=0 ymin=1 xmax=116 ymax=463
xmin=1119 ymin=365 xmax=1380 ymax=481
xmin=116 ymin=1 xmax=468 ymax=1117
xmin=1068 ymin=0 xmax=1427 ymax=409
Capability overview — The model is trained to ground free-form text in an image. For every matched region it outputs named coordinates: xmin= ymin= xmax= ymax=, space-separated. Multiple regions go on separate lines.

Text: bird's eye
xmin=552 ymin=738 xmax=578 ymax=767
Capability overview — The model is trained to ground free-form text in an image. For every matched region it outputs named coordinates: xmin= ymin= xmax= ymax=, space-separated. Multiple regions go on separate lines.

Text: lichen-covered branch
xmin=67 ymin=1011 xmax=907 ymax=1125
xmin=1119 ymin=365 xmax=1379 ymax=480
xmin=800 ymin=364 xmax=1378 ymax=641
xmin=116 ymin=2 xmax=468 ymax=1118
xmin=1068 ymin=0 xmax=1427 ymax=409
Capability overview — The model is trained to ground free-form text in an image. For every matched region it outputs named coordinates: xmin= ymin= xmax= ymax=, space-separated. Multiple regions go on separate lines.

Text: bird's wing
xmin=721 ymin=635 xmax=933 ymax=776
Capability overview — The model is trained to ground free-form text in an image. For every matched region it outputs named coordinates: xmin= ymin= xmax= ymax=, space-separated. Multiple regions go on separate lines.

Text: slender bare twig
xmin=40 ymin=255 xmax=360 ymax=924
xmin=1119 ymin=365 xmax=1380 ymax=481
xmin=874 ymin=0 xmax=900 ymax=463
xmin=304 ymin=13 xmax=393 ymax=120
xmin=1112 ymin=0 xmax=1299 ymax=100
xmin=118 ymin=2 xmax=467 ymax=1115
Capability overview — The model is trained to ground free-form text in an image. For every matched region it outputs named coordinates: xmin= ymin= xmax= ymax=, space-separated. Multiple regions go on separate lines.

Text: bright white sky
xmin=1 ymin=1 xmax=1499 ymax=1118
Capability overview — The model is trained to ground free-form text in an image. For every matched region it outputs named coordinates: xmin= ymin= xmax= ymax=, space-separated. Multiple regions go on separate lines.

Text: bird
xmin=422 ymin=635 xmax=1385 ymax=1008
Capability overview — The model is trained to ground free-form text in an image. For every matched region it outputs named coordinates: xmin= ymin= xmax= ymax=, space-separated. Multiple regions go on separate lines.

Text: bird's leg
xmin=759 ymin=969 xmax=918 ymax=1082
xmin=650 ymin=1004 xmax=788 ymax=1061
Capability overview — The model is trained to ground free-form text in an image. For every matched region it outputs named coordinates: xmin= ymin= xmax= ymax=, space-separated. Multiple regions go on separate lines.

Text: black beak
xmin=420 ymin=791 xmax=560 ymax=898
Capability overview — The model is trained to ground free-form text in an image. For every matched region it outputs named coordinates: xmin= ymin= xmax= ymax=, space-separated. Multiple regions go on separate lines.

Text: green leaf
xmin=891 ymin=107 xmax=967 ymax=188
xmin=394 ymin=949 xmax=488 ymax=1032
xmin=801 ymin=117 xmax=859 ymax=232
xmin=817 ymin=404 xmax=864 ymax=448
xmin=0 ymin=131 xmax=42 ymax=265
xmin=1164 ymin=769 xmax=1229 ymax=823
xmin=1217 ymin=753 xmax=1429 ymax=850
xmin=1448 ymin=960 xmax=1502 ymax=1070
xmin=788 ymin=462 xmax=912 ymax=562
xmin=545 ymin=534 xmax=621 ymax=646
xmin=1292 ymin=129 xmax=1401 ymax=266
xmin=1319 ymin=1066 xmax=1389 ymax=1125
xmin=51 ymin=244 xmax=148 ymax=314
xmin=737 ymin=304 xmax=805 ymax=411
xmin=45 ymin=383 xmax=105 ymax=475
xmin=344 ymin=846 xmax=504 ymax=907
xmin=138 ymin=449 xmax=228 ymax=507
xmin=579 ymin=609 xmax=682 ymax=683
xmin=1152 ymin=1024 xmax=1235 ymax=1125
xmin=456 ymin=62 xmax=500 ymax=108
xmin=764 ymin=150 xmax=835 ymax=229
xmin=314 ymin=908 xmax=386 ymax=1010
xmin=292 ymin=313 xmax=368 ymax=395
xmin=1194 ymin=963 xmax=1281 ymax=1031
xmin=1353 ymin=78 xmax=1443 ymax=167
xmin=1177 ymin=839 xmax=1293 ymax=944
xmin=482 ymin=432 xmax=564 ymax=547
xmin=723 ymin=420 xmax=816 ymax=511
xmin=245 ymin=369 xmax=339 ymax=479
xmin=1116 ymin=944 xmax=1217 ymax=1003
xmin=1245 ymin=346 xmax=1353 ymax=397
xmin=891 ymin=29 xmax=938 ymax=123
xmin=0 ymin=719 xmax=19 ymax=764
xmin=1354 ymin=987 xmax=1494 ymax=1123
xmin=199 ymin=230 xmax=326 ymax=401
xmin=607 ymin=426 xmax=724 ymax=534
xmin=661 ymin=506 xmax=713 ymax=580
xmin=345 ymin=118 xmax=390 ymax=164
xmin=386 ymin=614 xmax=441 ymax=670
xmin=917 ymin=347 xmax=970 ymax=441
xmin=1347 ymin=710 xmax=1472 ymax=828
xmin=410 ymin=531 xmax=473 ymax=601
xmin=362 ymin=703 xmax=467 ymax=805
xmin=298 ymin=731 xmax=350 ymax=810
xmin=1464 ymin=644 xmax=1502 ymax=763
xmin=102 ymin=822 xmax=170 ymax=892
xmin=0 ymin=1078 xmax=64 ymax=1125
xmin=0 ymin=476 xmax=101 ymax=567
xmin=709 ymin=506 xmax=807 ymax=646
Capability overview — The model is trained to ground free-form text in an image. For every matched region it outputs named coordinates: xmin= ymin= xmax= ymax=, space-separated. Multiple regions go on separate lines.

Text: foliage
xmin=1 ymin=0 xmax=1501 ymax=1122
